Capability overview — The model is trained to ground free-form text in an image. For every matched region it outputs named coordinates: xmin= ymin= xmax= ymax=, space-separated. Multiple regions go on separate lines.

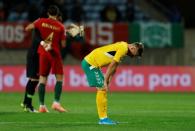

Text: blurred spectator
xmin=0 ymin=1 xmax=5 ymax=21
xmin=100 ymin=4 xmax=122 ymax=22
xmin=70 ymin=0 xmax=85 ymax=23
xmin=125 ymin=0 xmax=135 ymax=22
xmin=7 ymin=3 xmax=28 ymax=22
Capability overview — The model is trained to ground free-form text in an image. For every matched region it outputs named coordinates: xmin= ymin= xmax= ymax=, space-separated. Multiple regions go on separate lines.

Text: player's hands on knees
xmin=40 ymin=41 xmax=52 ymax=51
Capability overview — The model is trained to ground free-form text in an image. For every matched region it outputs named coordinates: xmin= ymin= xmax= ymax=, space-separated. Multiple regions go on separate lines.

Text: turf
xmin=0 ymin=92 xmax=195 ymax=131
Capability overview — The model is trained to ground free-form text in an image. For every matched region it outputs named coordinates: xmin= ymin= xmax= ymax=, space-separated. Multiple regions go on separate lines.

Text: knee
xmin=56 ymin=75 xmax=63 ymax=81
xmin=97 ymin=87 xmax=107 ymax=92
xmin=39 ymin=76 xmax=47 ymax=84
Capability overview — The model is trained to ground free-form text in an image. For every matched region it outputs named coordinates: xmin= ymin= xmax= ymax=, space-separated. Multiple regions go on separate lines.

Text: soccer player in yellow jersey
xmin=81 ymin=41 xmax=144 ymax=125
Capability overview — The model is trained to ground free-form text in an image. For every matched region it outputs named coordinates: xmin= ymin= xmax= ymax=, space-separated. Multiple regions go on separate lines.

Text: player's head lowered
xmin=127 ymin=42 xmax=144 ymax=58
xmin=47 ymin=5 xmax=60 ymax=17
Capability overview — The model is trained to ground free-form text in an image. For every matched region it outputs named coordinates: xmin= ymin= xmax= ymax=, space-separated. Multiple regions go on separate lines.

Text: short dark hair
xmin=133 ymin=42 xmax=144 ymax=57
xmin=47 ymin=5 xmax=60 ymax=16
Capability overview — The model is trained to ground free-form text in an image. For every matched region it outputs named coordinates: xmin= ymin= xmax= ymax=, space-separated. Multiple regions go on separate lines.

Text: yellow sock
xmin=96 ymin=90 xmax=107 ymax=119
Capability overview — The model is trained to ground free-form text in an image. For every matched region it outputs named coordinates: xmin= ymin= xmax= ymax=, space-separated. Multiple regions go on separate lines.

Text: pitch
xmin=0 ymin=92 xmax=195 ymax=131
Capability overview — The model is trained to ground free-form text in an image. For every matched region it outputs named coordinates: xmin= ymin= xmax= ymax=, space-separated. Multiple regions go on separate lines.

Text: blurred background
xmin=0 ymin=0 xmax=195 ymax=92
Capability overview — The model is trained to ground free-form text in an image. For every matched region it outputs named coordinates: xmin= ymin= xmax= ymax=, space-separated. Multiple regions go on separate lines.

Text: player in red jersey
xmin=25 ymin=5 xmax=67 ymax=113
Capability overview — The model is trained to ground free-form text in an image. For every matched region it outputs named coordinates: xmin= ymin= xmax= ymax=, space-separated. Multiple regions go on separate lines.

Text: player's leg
xmin=38 ymin=75 xmax=49 ymax=113
xmin=96 ymin=88 xmax=107 ymax=119
xmin=95 ymin=73 xmax=116 ymax=125
xmin=96 ymin=88 xmax=116 ymax=125
xmin=22 ymin=79 xmax=37 ymax=105
xmin=37 ymin=54 xmax=51 ymax=113
xmin=51 ymin=74 xmax=67 ymax=112
xmin=54 ymin=74 xmax=63 ymax=103
xmin=26 ymin=79 xmax=39 ymax=103
xmin=51 ymin=57 xmax=67 ymax=112
xmin=81 ymin=59 xmax=116 ymax=124
xmin=22 ymin=52 xmax=39 ymax=112
xmin=22 ymin=78 xmax=39 ymax=112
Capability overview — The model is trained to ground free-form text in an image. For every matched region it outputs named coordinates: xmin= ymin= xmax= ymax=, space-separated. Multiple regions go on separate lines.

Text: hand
xmin=40 ymin=41 xmax=52 ymax=51
xmin=67 ymin=24 xmax=84 ymax=37
xmin=79 ymin=25 xmax=84 ymax=36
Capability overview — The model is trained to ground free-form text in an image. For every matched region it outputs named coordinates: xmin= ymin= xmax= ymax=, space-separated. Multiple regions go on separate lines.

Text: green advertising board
xmin=129 ymin=22 xmax=184 ymax=48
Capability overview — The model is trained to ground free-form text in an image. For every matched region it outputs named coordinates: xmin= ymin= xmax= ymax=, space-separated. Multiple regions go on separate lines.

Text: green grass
xmin=0 ymin=92 xmax=195 ymax=131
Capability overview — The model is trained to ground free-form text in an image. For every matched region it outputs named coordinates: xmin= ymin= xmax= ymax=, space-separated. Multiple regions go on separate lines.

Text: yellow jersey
xmin=84 ymin=41 xmax=128 ymax=67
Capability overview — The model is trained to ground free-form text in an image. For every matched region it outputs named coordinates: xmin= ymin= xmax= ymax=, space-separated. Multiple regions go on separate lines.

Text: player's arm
xmin=61 ymin=26 xmax=66 ymax=48
xmin=104 ymin=43 xmax=127 ymax=88
xmin=25 ymin=18 xmax=41 ymax=32
xmin=61 ymin=39 xmax=66 ymax=48
xmin=25 ymin=23 xmax=35 ymax=31
xmin=104 ymin=60 xmax=118 ymax=90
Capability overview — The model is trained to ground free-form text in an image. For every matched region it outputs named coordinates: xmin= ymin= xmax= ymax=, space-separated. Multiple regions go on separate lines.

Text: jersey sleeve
xmin=113 ymin=42 xmax=128 ymax=62
xmin=34 ymin=18 xmax=42 ymax=29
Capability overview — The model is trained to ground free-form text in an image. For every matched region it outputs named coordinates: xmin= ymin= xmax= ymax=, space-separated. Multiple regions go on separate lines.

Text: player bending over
xmin=81 ymin=41 xmax=144 ymax=124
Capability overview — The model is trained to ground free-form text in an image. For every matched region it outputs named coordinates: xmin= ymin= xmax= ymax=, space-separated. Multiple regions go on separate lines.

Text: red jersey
xmin=34 ymin=18 xmax=65 ymax=55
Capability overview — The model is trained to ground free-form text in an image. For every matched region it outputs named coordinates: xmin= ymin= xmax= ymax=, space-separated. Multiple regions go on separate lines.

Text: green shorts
xmin=81 ymin=59 xmax=104 ymax=88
